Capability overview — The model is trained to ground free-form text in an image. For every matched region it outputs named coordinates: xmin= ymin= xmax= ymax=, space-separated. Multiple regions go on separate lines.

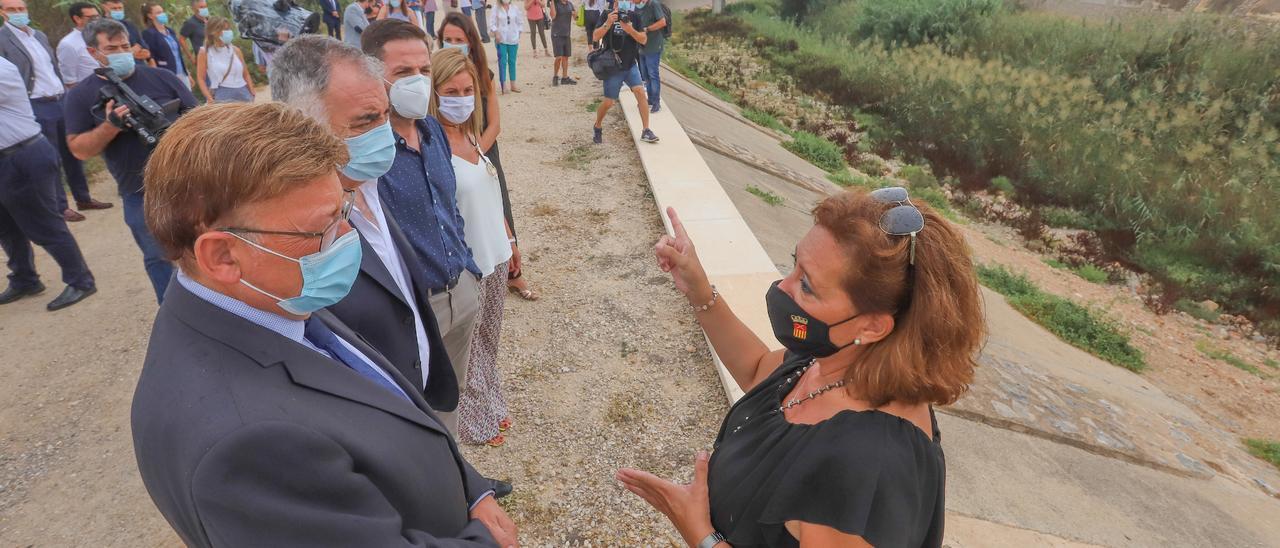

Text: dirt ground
xmin=0 ymin=29 xmax=722 ymax=546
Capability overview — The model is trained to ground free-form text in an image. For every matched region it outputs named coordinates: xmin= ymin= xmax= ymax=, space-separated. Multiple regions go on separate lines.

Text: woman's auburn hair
xmin=814 ymin=190 xmax=984 ymax=407
xmin=428 ymin=48 xmax=486 ymax=137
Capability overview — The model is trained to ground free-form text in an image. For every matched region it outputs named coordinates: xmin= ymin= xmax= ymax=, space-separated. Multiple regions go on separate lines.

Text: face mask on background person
xmin=156 ymin=13 xmax=169 ymax=25
xmin=220 ymin=29 xmax=233 ymax=44
xmin=341 ymin=121 xmax=397 ymax=180
xmin=390 ymin=0 xmax=402 ymax=7
xmin=618 ymin=1 xmax=633 ymax=12
xmin=7 ymin=13 xmax=30 ymax=27
xmin=765 ymin=281 xmax=860 ymax=358
xmin=199 ymin=7 xmax=210 ymax=17
xmin=106 ymin=52 xmax=136 ymax=77
xmin=437 ymin=95 xmax=475 ymax=125
xmin=388 ymin=74 xmax=432 ymax=119
xmin=228 ymin=230 xmax=364 ymax=315
xmin=110 ymin=9 xmax=125 ymax=20
xmin=443 ymin=41 xmax=469 ymax=57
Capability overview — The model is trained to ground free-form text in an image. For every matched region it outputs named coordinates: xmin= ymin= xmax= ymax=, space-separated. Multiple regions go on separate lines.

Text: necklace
xmin=779 ymin=360 xmax=847 ymax=413
xmin=721 ymin=359 xmax=847 ymax=441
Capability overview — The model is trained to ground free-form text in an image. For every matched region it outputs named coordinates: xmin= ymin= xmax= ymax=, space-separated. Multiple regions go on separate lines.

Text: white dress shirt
xmin=57 ymin=28 xmax=100 ymax=85
xmin=174 ymin=270 xmax=410 ymax=400
xmin=0 ymin=57 xmax=42 ymax=148
xmin=350 ymin=179 xmax=433 ymax=390
xmin=6 ymin=22 xmax=64 ymax=99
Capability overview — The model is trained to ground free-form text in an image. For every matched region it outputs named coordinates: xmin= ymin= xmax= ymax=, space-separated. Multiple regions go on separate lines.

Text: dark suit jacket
xmin=328 ymin=203 xmax=460 ymax=412
xmin=0 ymin=25 xmax=63 ymax=94
xmin=141 ymin=26 xmax=186 ymax=76
xmin=320 ymin=0 xmax=342 ymax=21
xmin=131 ymin=281 xmax=498 ymax=548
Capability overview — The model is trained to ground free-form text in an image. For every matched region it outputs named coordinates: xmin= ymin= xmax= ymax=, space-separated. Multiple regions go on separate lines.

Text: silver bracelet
xmin=696 ymin=531 xmax=726 ymax=548
xmin=694 ymin=285 xmax=719 ymax=312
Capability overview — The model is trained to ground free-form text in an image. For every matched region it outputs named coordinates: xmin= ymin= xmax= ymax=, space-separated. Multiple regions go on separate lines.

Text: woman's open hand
xmin=655 ymin=207 xmax=712 ymax=305
xmin=617 ymin=451 xmax=717 ymax=547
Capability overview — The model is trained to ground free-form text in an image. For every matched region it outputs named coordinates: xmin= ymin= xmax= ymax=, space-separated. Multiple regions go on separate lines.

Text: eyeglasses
xmin=869 ymin=186 xmax=925 ymax=265
xmin=217 ymin=190 xmax=356 ymax=252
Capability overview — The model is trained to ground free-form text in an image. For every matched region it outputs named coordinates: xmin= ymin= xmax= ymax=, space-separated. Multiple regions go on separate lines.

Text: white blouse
xmin=488 ymin=3 xmax=526 ymax=45
xmin=205 ymin=45 xmax=247 ymax=89
xmin=451 ymin=149 xmax=512 ymax=277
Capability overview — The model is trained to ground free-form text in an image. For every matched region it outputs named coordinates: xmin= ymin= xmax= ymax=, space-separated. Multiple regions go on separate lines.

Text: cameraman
xmin=64 ymin=18 xmax=195 ymax=303
xmin=590 ymin=0 xmax=657 ymax=145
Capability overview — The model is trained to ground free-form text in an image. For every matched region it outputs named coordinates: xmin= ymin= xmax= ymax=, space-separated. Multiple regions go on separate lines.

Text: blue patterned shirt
xmin=378 ymin=117 xmax=481 ymax=290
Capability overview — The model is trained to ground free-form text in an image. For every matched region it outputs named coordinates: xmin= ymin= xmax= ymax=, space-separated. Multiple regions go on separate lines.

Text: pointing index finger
xmin=665 ymin=206 xmax=689 ymax=240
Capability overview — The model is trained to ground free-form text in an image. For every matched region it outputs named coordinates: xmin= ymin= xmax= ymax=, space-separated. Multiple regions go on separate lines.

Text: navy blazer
xmin=141 ymin=26 xmax=186 ymax=76
xmin=327 ymin=200 xmax=460 ymax=412
xmin=132 ymin=281 xmax=498 ymax=547
xmin=0 ymin=25 xmax=62 ymax=94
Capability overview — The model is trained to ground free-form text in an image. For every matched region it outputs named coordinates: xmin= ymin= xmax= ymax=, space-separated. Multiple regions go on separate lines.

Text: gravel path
xmin=459 ymin=35 xmax=727 ymax=545
xmin=0 ymin=28 xmax=726 ymax=546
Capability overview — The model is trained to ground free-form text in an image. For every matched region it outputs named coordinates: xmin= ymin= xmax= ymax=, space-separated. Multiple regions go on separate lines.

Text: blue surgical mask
xmin=341 ymin=121 xmax=397 ymax=181
xmin=220 ymin=29 xmax=234 ymax=44
xmin=230 ymin=229 xmax=364 ymax=315
xmin=619 ymin=1 xmax=633 ymax=11
xmin=436 ymin=95 xmax=475 ymax=125
xmin=110 ymin=9 xmax=125 ymax=20
xmin=443 ymin=41 xmax=469 ymax=57
xmin=390 ymin=0 xmax=402 ymax=7
xmin=8 ymin=13 xmax=30 ymax=27
xmin=199 ymin=7 xmax=210 ymax=17
xmin=156 ymin=13 xmax=169 ymax=25
xmin=106 ymin=52 xmax=136 ymax=77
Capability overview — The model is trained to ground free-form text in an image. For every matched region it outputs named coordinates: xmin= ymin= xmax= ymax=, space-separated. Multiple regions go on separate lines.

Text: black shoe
xmin=0 ymin=282 xmax=46 ymax=304
xmin=561 ymin=76 xmax=578 ymax=85
xmin=46 ymin=285 xmax=96 ymax=311
xmin=593 ymin=126 xmax=603 ymax=144
xmin=553 ymin=76 xmax=560 ymax=86
xmin=492 ymin=479 xmax=514 ymax=499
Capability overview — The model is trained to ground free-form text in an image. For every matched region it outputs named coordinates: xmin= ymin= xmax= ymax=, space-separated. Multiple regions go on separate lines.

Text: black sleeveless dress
xmin=708 ymin=353 xmax=946 ymax=547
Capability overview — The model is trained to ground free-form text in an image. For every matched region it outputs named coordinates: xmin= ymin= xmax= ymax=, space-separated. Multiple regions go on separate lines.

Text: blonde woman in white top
xmin=196 ymin=17 xmax=255 ymax=103
xmin=429 ymin=48 xmax=519 ymax=446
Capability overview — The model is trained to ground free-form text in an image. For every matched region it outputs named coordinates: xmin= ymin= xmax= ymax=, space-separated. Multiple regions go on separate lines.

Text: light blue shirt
xmin=0 ymin=56 xmax=42 ymax=148
xmin=175 ymin=270 xmax=409 ymax=400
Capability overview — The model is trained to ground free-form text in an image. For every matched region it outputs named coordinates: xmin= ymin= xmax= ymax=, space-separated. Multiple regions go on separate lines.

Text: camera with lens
xmin=92 ymin=67 xmax=180 ymax=148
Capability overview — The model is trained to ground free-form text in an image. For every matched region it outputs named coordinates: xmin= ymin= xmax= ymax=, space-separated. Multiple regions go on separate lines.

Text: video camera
xmin=92 ymin=67 xmax=180 ymax=148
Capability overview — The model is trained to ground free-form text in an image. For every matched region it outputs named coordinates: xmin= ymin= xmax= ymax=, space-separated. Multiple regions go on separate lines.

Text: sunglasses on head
xmin=869 ymin=186 xmax=925 ymax=265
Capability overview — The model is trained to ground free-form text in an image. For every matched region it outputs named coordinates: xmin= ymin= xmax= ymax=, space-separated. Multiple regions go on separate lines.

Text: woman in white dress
xmin=195 ymin=17 xmax=255 ymax=103
xmin=429 ymin=48 xmax=520 ymax=446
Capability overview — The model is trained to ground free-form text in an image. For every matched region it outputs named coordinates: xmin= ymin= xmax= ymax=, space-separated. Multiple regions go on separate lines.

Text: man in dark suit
xmin=0 ymin=0 xmax=113 ymax=222
xmin=320 ymin=0 xmax=343 ymax=39
xmin=133 ymin=101 xmax=517 ymax=547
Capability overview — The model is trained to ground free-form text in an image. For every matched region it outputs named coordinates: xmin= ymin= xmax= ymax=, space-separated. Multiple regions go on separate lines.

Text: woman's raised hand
xmin=654 ymin=207 xmax=711 ymax=304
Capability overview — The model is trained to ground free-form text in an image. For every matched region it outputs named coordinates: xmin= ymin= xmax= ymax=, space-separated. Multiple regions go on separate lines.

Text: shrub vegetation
xmin=694 ymin=0 xmax=1280 ymax=338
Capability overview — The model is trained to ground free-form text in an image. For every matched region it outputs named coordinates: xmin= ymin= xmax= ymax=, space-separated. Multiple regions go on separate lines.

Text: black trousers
xmin=30 ymin=97 xmax=92 ymax=211
xmin=324 ymin=15 xmax=342 ymax=39
xmin=584 ymin=10 xmax=601 ymax=46
xmin=0 ymin=135 xmax=95 ymax=290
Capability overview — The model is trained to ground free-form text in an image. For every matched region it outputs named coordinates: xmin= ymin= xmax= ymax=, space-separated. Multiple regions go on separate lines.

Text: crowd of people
xmin=0 ymin=1 xmax=986 ymax=547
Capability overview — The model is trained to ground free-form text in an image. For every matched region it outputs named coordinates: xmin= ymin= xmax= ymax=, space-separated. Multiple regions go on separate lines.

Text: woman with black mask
xmin=617 ymin=189 xmax=985 ymax=548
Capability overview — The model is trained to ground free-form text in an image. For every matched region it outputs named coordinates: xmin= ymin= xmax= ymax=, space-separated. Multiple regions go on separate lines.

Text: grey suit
xmin=0 ymin=24 xmax=62 ymax=94
xmin=131 ymin=281 xmax=499 ymax=547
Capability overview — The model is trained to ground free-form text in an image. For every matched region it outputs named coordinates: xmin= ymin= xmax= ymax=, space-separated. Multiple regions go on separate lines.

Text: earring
xmin=854 ymin=338 xmax=862 ymax=346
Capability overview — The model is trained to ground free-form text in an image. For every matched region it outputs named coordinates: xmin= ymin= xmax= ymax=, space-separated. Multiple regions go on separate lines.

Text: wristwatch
xmin=696 ymin=531 xmax=726 ymax=548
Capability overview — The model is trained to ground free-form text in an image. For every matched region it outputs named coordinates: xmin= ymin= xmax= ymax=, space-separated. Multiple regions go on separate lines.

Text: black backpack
xmin=659 ymin=2 xmax=672 ymax=38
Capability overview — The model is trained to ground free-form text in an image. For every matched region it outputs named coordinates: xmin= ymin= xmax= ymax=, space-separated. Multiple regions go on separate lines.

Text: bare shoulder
xmin=744 ymin=349 xmax=787 ymax=392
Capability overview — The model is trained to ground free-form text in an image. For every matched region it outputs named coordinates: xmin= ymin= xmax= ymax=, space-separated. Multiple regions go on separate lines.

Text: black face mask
xmin=766 ymin=281 xmax=858 ymax=358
